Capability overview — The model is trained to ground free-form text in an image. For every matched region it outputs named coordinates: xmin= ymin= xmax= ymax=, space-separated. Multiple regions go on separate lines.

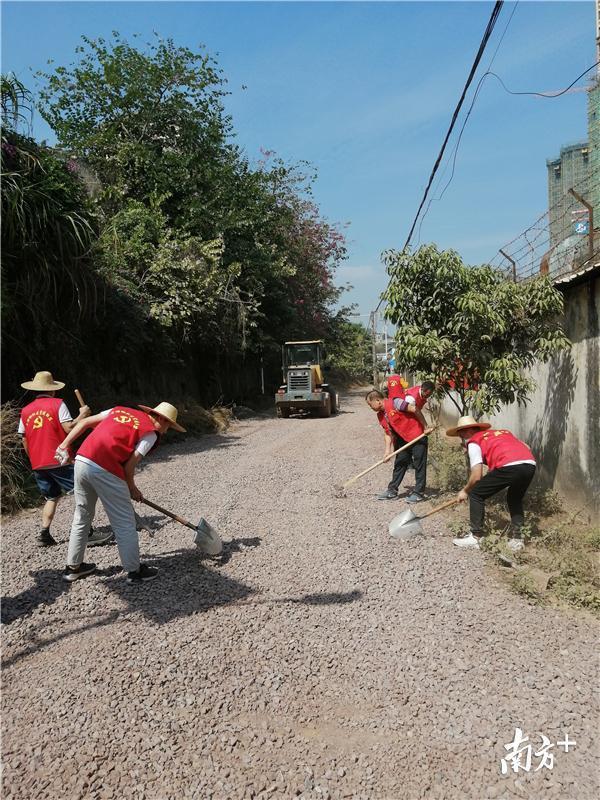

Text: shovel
xmin=334 ymin=430 xmax=431 ymax=498
xmin=74 ymin=388 xmax=86 ymax=408
xmin=140 ymin=498 xmax=223 ymax=556
xmin=389 ymin=498 xmax=460 ymax=540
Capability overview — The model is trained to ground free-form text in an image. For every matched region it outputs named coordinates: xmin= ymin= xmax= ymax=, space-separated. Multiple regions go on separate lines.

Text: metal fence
xmin=488 ymin=172 xmax=599 ymax=282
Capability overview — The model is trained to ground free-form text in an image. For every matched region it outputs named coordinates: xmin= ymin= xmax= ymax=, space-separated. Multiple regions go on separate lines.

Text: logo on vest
xmin=26 ymin=409 xmax=54 ymax=428
xmin=481 ymin=430 xmax=508 ymax=441
xmin=112 ymin=410 xmax=140 ymax=430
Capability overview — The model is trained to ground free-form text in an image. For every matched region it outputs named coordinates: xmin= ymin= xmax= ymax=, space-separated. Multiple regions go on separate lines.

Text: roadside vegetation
xmin=1 ymin=35 xmax=372 ymax=512
xmin=428 ymin=436 xmax=599 ymax=615
xmin=2 ymin=37 xmax=371 ymax=408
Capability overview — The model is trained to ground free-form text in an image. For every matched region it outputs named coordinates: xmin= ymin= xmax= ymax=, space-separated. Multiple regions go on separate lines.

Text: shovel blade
xmin=194 ymin=517 xmax=223 ymax=556
xmin=388 ymin=508 xmax=422 ymax=540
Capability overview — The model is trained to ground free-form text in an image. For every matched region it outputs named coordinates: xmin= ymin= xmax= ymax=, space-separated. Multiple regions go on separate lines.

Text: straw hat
xmin=21 ymin=370 xmax=65 ymax=391
xmin=138 ymin=402 xmax=186 ymax=432
xmin=446 ymin=415 xmax=491 ymax=437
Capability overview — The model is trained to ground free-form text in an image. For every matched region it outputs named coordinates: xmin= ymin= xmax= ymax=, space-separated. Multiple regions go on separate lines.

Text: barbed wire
xmin=488 ymin=169 xmax=600 ymax=281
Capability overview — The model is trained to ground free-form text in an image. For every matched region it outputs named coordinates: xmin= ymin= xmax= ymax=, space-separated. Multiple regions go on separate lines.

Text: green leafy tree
xmin=382 ymin=244 xmax=570 ymax=416
xmin=325 ymin=319 xmax=372 ymax=381
xmin=37 ymin=34 xmax=230 ymax=224
xmin=37 ymin=35 xmax=350 ymax=366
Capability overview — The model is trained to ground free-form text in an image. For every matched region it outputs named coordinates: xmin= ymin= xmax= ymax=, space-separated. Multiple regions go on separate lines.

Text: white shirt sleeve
xmin=404 ymin=394 xmax=416 ymax=405
xmin=99 ymin=409 xmax=112 ymax=419
xmin=135 ymin=432 xmax=158 ymax=457
xmin=58 ymin=401 xmax=73 ymax=423
xmin=18 ymin=402 xmax=72 ymax=433
xmin=467 ymin=442 xmax=483 ymax=468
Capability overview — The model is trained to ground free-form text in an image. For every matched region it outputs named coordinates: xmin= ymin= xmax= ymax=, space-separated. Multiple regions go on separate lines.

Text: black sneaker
xmin=63 ymin=562 xmax=96 ymax=582
xmin=39 ymin=529 xmax=58 ymax=547
xmin=127 ymin=563 xmax=159 ymax=583
xmin=377 ymin=489 xmax=399 ymax=500
xmin=87 ymin=527 xmax=114 ymax=547
xmin=405 ymin=492 xmax=425 ymax=504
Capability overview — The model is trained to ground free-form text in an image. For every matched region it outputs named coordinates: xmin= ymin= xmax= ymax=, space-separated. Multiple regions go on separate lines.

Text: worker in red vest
xmin=56 ymin=402 xmax=185 ymax=584
xmin=366 ymin=381 xmax=435 ymax=502
xmin=18 ymin=371 xmax=112 ymax=548
xmin=446 ymin=416 xmax=537 ymax=552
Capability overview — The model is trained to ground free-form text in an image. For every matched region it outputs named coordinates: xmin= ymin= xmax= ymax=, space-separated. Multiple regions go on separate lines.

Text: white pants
xmin=67 ymin=460 xmax=140 ymax=572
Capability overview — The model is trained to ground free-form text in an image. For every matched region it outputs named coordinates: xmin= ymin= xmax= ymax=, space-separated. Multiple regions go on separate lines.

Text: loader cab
xmin=282 ymin=341 xmax=323 ymax=371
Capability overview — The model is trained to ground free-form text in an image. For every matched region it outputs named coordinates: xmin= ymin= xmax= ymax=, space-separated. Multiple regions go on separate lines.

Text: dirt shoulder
xmin=1 ymin=389 xmax=598 ymax=800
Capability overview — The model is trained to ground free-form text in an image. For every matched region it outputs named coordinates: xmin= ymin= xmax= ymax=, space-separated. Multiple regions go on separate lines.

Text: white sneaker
xmin=507 ymin=538 xmax=524 ymax=552
xmin=453 ymin=532 xmax=480 ymax=549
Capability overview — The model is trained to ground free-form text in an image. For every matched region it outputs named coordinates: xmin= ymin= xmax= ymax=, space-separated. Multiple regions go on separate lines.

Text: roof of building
xmin=553 ymin=260 xmax=600 ymax=288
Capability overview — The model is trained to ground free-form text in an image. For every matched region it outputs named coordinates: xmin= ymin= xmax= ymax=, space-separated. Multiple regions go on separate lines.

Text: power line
xmin=375 ymin=0 xmax=505 ymax=312
xmin=399 ymin=1 xmax=504 ymax=251
xmin=487 ymin=61 xmax=600 ymax=98
xmin=421 ymin=52 xmax=596 ymax=233
xmin=416 ymin=1 xmax=520 ymax=244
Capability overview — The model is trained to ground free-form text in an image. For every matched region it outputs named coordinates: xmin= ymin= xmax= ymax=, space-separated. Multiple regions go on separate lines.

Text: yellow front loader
xmin=275 ymin=340 xmax=340 ymax=418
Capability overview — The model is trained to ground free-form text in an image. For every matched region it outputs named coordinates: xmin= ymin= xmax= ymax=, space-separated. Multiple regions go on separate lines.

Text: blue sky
xmin=1 ymin=1 xmax=595 ymax=316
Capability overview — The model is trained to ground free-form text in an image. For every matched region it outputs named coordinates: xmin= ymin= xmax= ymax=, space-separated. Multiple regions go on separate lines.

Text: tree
xmin=325 ymin=319 xmax=372 ymax=381
xmin=36 ymin=35 xmax=350 ymax=366
xmin=382 ymin=244 xmax=570 ymax=416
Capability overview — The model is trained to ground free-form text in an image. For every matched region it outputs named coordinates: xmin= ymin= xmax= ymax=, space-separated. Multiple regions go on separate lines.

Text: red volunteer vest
xmin=377 ymin=409 xmax=393 ymax=437
xmin=468 ymin=429 xmax=535 ymax=471
xmin=386 ymin=375 xmax=407 ymax=401
xmin=78 ymin=407 xmax=156 ymax=480
xmin=20 ymin=397 xmax=71 ymax=470
xmin=380 ymin=395 xmax=424 ymax=442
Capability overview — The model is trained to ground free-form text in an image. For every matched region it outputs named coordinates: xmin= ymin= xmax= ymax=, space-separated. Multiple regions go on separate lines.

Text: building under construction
xmin=546 ymin=77 xmax=599 ymax=248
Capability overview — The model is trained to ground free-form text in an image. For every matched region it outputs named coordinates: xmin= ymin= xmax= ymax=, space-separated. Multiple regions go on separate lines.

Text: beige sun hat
xmin=21 ymin=370 xmax=65 ymax=391
xmin=138 ymin=402 xmax=186 ymax=432
xmin=446 ymin=415 xmax=491 ymax=437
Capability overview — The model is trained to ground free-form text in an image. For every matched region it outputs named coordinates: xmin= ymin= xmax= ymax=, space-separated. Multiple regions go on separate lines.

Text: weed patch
xmin=428 ymin=433 xmax=467 ymax=494
xmin=489 ymin=511 xmax=600 ymax=615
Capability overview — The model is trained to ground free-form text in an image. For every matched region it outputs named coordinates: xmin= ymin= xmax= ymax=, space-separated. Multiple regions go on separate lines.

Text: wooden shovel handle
xmin=141 ymin=497 xmax=196 ymax=531
xmin=74 ymin=389 xmax=85 ymax=407
xmin=418 ymin=497 xmax=460 ymax=520
xmin=343 ymin=429 xmax=433 ymax=490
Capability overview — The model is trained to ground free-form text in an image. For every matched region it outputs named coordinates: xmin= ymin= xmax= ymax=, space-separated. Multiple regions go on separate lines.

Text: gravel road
xmin=2 ymin=389 xmax=598 ymax=800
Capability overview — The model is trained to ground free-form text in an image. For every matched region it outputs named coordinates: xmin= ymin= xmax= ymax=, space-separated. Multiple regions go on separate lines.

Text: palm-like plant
xmin=1 ymin=74 xmax=97 ymax=369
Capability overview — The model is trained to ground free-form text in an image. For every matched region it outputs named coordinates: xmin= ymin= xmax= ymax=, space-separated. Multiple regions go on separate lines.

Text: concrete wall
xmin=440 ymin=274 xmax=599 ymax=520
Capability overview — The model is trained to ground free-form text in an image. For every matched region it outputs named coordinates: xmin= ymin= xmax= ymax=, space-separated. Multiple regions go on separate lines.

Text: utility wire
xmin=428 ymin=52 xmax=596 ymax=218
xmin=375 ymin=0 xmax=504 ymax=312
xmin=416 ymin=1 xmax=519 ymax=244
xmin=487 ymin=61 xmax=600 ymax=98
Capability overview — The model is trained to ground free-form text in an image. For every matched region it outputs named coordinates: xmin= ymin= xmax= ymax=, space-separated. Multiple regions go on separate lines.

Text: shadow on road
xmin=2 ymin=540 xmax=362 ymax=667
xmin=1 ymin=611 xmax=121 ymax=670
xmin=1 ymin=568 xmax=70 ymax=626
xmin=217 ymin=535 xmax=262 ymax=565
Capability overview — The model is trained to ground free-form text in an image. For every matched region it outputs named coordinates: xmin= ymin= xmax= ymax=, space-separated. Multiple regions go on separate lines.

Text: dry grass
xmin=1 ymin=402 xmax=38 ymax=514
xmin=428 ymin=438 xmax=599 ymax=615
xmin=176 ymin=400 xmax=233 ymax=437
